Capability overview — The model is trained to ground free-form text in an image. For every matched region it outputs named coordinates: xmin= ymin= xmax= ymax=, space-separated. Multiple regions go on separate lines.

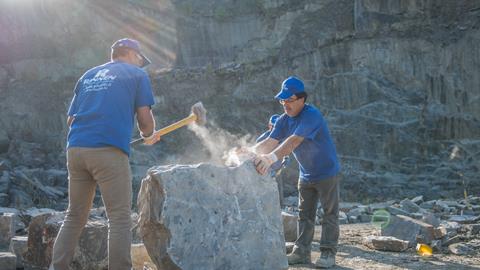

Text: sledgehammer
xmin=130 ymin=102 xmax=207 ymax=146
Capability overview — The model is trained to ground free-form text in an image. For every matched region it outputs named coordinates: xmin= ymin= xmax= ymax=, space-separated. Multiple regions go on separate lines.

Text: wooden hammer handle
xmin=156 ymin=113 xmax=197 ymax=136
xmin=130 ymin=114 xmax=197 ymax=146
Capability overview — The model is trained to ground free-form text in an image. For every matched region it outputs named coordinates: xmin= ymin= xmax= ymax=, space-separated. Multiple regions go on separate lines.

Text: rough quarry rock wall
xmin=137 ymin=162 xmax=288 ymax=270
xmin=0 ymin=0 xmax=479 ymax=207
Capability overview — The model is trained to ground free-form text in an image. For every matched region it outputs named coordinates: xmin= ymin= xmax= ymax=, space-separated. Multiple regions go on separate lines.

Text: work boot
xmin=287 ymin=246 xmax=311 ymax=265
xmin=287 ymin=252 xmax=310 ymax=265
xmin=315 ymin=250 xmax=335 ymax=268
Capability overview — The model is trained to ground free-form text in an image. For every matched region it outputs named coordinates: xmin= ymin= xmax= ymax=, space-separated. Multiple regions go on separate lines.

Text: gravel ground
xmin=289 ymin=223 xmax=480 ymax=270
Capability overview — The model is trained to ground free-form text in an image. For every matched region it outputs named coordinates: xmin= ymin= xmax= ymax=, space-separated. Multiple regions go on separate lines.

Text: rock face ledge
xmin=137 ymin=162 xmax=288 ymax=270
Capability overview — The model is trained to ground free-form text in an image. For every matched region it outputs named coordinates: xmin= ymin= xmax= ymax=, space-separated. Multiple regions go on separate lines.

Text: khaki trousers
xmin=51 ymin=147 xmax=132 ymax=270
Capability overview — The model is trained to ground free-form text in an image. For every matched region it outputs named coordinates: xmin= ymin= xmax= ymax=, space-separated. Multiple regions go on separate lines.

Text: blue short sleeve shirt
xmin=67 ymin=61 xmax=155 ymax=155
xmin=256 ymin=130 xmax=271 ymax=143
xmin=269 ymin=104 xmax=340 ymax=182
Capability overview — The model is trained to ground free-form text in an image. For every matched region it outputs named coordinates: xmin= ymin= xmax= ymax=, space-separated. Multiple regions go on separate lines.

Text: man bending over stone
xmin=252 ymin=76 xmax=341 ymax=268
xmin=50 ymin=38 xmax=160 ymax=270
xmin=256 ymin=113 xmax=290 ymax=207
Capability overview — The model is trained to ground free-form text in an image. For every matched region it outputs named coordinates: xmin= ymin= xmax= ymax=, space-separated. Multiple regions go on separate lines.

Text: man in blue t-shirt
xmin=253 ymin=76 xmax=340 ymax=268
xmin=256 ymin=114 xmax=290 ymax=207
xmin=51 ymin=38 xmax=160 ymax=270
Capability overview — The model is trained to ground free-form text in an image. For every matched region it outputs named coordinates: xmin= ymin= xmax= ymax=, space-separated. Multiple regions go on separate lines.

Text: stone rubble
xmin=284 ymin=195 xmax=480 ymax=256
xmin=0 ymin=161 xmax=480 ymax=270
xmin=0 ymin=189 xmax=476 ymax=268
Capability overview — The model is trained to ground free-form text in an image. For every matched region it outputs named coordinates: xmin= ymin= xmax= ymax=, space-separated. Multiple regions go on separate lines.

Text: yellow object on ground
xmin=416 ymin=243 xmax=433 ymax=257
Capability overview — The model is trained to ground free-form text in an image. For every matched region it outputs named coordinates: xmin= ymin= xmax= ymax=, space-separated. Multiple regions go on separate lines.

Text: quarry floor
xmin=290 ymin=223 xmax=480 ymax=270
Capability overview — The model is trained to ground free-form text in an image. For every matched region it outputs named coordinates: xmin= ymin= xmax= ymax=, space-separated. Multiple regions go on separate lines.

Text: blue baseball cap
xmin=269 ymin=114 xmax=280 ymax=125
xmin=111 ymin=38 xmax=151 ymax=68
xmin=274 ymin=76 xmax=305 ymax=100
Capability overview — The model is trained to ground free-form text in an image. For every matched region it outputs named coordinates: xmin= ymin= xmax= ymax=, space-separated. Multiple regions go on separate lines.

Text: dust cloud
xmin=188 ymin=122 xmax=256 ymax=166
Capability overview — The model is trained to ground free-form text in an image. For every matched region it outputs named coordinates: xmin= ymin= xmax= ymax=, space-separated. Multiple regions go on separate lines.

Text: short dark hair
xmin=111 ymin=47 xmax=131 ymax=59
xmin=295 ymin=92 xmax=308 ymax=102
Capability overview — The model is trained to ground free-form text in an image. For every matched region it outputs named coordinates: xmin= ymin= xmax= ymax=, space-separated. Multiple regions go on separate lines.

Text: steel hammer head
xmin=191 ymin=102 xmax=207 ymax=125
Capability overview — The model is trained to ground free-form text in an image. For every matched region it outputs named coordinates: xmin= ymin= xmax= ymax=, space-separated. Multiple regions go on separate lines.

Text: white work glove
xmin=254 ymin=153 xmax=278 ymax=176
xmin=141 ymin=132 xmax=161 ymax=145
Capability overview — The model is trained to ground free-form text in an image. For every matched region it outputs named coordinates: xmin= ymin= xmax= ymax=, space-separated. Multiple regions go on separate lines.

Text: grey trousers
xmin=274 ymin=176 xmax=284 ymax=207
xmin=293 ymin=175 xmax=340 ymax=257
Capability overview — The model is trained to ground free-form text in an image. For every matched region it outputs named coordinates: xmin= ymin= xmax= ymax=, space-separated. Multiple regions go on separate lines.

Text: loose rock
xmin=363 ymin=235 xmax=409 ymax=252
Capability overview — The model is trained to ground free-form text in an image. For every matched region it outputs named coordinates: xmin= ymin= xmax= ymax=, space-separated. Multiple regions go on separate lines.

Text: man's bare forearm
xmin=271 ymin=135 xmax=304 ymax=159
xmin=253 ymin=138 xmax=279 ymax=155
xmin=136 ymin=106 xmax=155 ymax=136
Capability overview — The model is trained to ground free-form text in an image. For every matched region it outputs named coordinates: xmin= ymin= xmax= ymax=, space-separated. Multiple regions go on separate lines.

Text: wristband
xmin=141 ymin=132 xmax=155 ymax=140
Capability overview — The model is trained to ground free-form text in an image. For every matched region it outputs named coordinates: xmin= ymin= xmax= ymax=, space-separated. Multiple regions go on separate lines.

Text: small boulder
xmin=400 ymin=199 xmax=420 ymax=213
xmin=448 ymin=243 xmax=475 ymax=255
xmin=448 ymin=215 xmax=479 ymax=224
xmin=422 ymin=212 xmax=441 ymax=227
xmin=386 ymin=206 xmax=411 ymax=217
xmin=433 ymin=226 xmax=447 ymax=239
xmin=411 ymin=196 xmax=424 ymax=204
xmin=0 ymin=213 xmax=15 ymax=248
xmin=363 ymin=236 xmax=409 ymax=252
xmin=9 ymin=236 xmax=27 ymax=269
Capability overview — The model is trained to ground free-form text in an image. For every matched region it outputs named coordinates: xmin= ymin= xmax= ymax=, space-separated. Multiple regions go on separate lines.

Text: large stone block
xmin=137 ymin=162 xmax=288 ymax=270
xmin=23 ymin=213 xmax=63 ymax=269
xmin=381 ymin=215 xmax=435 ymax=247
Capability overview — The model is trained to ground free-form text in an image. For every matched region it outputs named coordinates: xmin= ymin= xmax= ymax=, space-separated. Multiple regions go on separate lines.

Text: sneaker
xmin=314 ymin=250 xmax=335 ymax=268
xmin=287 ymin=252 xmax=310 ymax=265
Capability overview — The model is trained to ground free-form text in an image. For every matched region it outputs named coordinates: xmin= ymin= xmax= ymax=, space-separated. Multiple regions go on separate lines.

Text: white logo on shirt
xmin=83 ymin=69 xmax=117 ymax=92
xmin=94 ymin=69 xmax=110 ymax=79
